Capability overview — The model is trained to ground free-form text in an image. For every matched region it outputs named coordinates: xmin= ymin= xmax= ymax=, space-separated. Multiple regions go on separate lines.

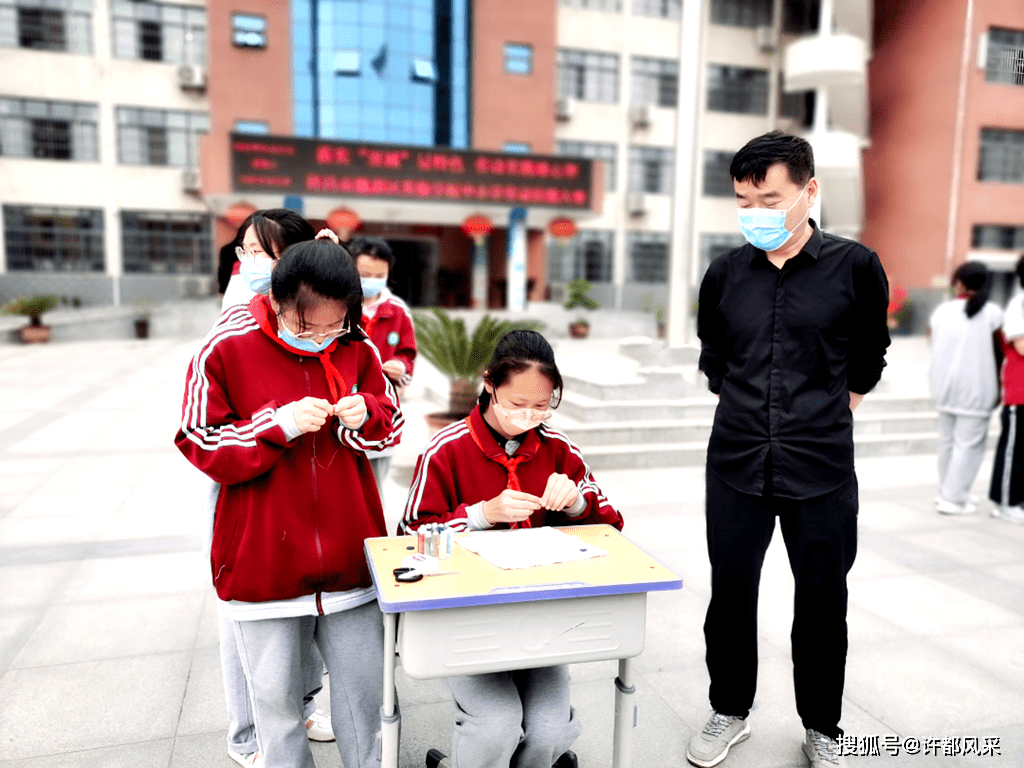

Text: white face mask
xmin=492 ymin=395 xmax=552 ymax=433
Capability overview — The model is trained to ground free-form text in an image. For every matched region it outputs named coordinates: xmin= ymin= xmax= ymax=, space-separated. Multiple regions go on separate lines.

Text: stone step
xmin=558 ymin=389 xmax=938 ymax=424
xmin=559 ymin=412 xmax=944 ymax=448
xmin=558 ymin=391 xmax=719 ymax=422
xmin=576 ymin=431 xmax=999 ymax=471
xmin=560 ymin=369 xmax=699 ymax=401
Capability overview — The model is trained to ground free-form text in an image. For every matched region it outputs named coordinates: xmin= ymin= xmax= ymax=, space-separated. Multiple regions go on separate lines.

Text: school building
xmin=3 ymin=0 xmax=1020 ymax=324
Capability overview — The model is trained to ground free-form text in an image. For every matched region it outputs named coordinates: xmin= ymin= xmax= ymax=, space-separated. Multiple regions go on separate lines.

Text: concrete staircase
xmin=548 ymin=338 xmax=951 ymax=470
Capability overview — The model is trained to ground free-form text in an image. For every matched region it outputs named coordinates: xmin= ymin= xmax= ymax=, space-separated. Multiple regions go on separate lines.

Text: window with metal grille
xmin=706 ymin=64 xmax=769 ymax=114
xmin=629 ymin=145 xmax=673 ymax=194
xmin=632 ymin=56 xmax=678 ymax=107
xmin=710 ymin=0 xmax=772 ymax=28
xmin=3 ymin=204 xmax=104 ymax=271
xmin=700 ymin=233 xmax=745 ymax=275
xmin=626 ymin=231 xmax=669 ymax=282
xmin=121 ymin=210 xmax=212 ymax=274
xmin=632 ymin=0 xmax=680 ymax=20
xmin=783 ymin=0 xmax=819 ymax=33
xmin=557 ymin=140 xmax=617 ymax=192
xmin=986 ymin=28 xmax=1024 ymax=86
xmin=116 ymin=106 xmax=209 ymax=167
xmin=972 ymin=224 xmax=1024 ymax=250
xmin=557 ymin=48 xmax=619 ymax=103
xmin=778 ymin=73 xmax=815 ymax=126
xmin=112 ymin=0 xmax=207 ymax=65
xmin=0 ymin=97 xmax=98 ymax=161
xmin=549 ymin=229 xmax=614 ymax=283
xmin=703 ymin=150 xmax=735 ymax=197
xmin=978 ymin=128 xmax=1024 ymax=183
xmin=0 ymin=0 xmax=91 ymax=53
xmin=561 ymin=0 xmax=621 ymax=11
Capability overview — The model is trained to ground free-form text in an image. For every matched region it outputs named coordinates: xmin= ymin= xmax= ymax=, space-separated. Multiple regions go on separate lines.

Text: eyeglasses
xmin=235 ymin=244 xmax=272 ymax=261
xmin=278 ymin=314 xmax=350 ymax=341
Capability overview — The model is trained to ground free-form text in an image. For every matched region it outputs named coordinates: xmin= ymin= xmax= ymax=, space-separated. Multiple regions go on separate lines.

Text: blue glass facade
xmin=292 ymin=0 xmax=469 ymax=147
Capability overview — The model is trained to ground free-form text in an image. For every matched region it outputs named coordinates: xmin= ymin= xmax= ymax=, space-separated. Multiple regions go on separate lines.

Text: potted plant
xmin=564 ymin=279 xmax=599 ymax=339
xmin=415 ymin=308 xmax=542 ymax=432
xmin=887 ymin=288 xmax=912 ymax=334
xmin=133 ymin=299 xmax=155 ymax=339
xmin=1 ymin=295 xmax=59 ymax=344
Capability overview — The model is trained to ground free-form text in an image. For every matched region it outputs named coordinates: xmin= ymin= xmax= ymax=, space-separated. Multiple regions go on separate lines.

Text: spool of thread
xmin=417 ymin=527 xmax=426 ymax=555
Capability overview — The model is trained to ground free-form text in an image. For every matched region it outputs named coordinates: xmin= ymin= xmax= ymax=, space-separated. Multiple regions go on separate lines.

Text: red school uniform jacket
xmin=175 ymin=296 xmax=404 ymax=604
xmin=398 ymin=406 xmax=623 ymax=534
xmin=361 ymin=292 xmax=417 ymax=375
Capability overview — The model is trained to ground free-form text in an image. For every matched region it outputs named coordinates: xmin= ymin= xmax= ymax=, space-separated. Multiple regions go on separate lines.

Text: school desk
xmin=363 ymin=524 xmax=683 ymax=768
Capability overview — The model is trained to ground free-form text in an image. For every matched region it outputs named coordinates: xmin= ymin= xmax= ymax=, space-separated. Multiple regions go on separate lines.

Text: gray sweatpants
xmin=446 ymin=666 xmax=581 ymax=768
xmin=219 ymin=605 xmax=320 ymax=755
xmin=232 ymin=600 xmax=387 ymax=768
xmin=937 ymin=411 xmax=991 ymax=504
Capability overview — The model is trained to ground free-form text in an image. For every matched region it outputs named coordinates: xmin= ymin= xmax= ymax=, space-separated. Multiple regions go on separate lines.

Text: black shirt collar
xmin=747 ymin=219 xmax=822 ymax=266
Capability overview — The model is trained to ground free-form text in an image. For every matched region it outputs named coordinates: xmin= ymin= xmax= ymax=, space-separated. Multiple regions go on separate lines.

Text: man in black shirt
xmin=687 ymin=132 xmax=890 ymax=768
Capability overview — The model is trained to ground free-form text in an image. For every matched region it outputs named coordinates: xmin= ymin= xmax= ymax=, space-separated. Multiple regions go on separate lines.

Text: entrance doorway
xmin=385 ymin=238 xmax=438 ymax=307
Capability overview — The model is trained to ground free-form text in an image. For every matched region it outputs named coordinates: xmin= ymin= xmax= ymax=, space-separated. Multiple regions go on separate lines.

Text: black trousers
xmin=703 ymin=469 xmax=858 ymax=740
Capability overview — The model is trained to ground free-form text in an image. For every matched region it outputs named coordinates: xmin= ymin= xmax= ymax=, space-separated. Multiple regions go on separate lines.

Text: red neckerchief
xmin=464 ymin=411 xmax=532 ymax=529
xmin=250 ymin=295 xmax=348 ymax=402
xmin=361 ymin=298 xmax=396 ymax=340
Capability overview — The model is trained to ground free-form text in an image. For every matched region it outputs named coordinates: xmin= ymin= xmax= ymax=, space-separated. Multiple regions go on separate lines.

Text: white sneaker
xmin=305 ymin=708 xmax=336 ymax=742
xmin=936 ymin=498 xmax=977 ymax=515
xmin=803 ymin=729 xmax=846 ymax=767
xmin=686 ymin=711 xmax=750 ymax=767
xmin=991 ymin=505 xmax=1024 ymax=525
xmin=228 ymin=751 xmax=262 ymax=767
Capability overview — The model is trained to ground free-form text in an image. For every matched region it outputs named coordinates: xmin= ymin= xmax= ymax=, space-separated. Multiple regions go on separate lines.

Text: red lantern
xmin=547 ymin=217 xmax=578 ymax=240
xmin=223 ymin=202 xmax=257 ymax=227
xmin=461 ymin=214 xmax=494 ymax=243
xmin=326 ymin=207 xmax=361 ymax=239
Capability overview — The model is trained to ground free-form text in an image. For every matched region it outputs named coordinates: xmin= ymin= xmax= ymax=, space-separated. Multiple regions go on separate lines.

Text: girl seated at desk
xmin=177 ymin=238 xmax=402 ymax=768
xmin=399 ymin=329 xmax=623 ymax=768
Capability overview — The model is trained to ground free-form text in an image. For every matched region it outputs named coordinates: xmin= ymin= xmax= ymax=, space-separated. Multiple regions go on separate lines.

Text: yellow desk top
xmin=364 ymin=524 xmax=682 ymax=613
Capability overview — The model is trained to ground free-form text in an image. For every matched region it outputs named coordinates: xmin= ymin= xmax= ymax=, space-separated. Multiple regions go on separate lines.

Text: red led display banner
xmin=230 ymin=134 xmax=594 ymax=210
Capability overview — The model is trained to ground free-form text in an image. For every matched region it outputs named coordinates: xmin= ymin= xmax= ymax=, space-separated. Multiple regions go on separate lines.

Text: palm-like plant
xmin=415 ymin=308 xmax=542 ymax=417
xmin=1 ymin=295 xmax=59 ymax=327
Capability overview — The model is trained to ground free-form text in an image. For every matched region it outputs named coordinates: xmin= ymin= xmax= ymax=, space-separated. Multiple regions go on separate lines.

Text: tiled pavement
xmin=1 ymin=335 xmax=1023 ymax=767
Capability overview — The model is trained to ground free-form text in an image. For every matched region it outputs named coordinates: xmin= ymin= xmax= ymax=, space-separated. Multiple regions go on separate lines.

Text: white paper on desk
xmin=456 ymin=527 xmax=607 ymax=570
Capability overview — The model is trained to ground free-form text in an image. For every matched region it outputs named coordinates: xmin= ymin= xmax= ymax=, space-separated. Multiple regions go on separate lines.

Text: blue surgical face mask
xmin=240 ymin=257 xmax=274 ymax=295
xmin=361 ymin=277 xmax=387 ymax=298
xmin=276 ymin=315 xmax=343 ymax=354
xmin=737 ymin=183 xmax=810 ymax=252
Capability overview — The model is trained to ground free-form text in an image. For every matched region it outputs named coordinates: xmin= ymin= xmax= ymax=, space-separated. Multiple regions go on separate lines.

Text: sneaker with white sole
xmin=936 ymin=498 xmax=977 ymax=515
xmin=991 ymin=505 xmax=1024 ymax=525
xmin=686 ymin=711 xmax=750 ymax=767
xmin=305 ymin=708 xmax=335 ymax=742
xmin=227 ymin=751 xmax=262 ymax=767
xmin=803 ymin=729 xmax=846 ymax=767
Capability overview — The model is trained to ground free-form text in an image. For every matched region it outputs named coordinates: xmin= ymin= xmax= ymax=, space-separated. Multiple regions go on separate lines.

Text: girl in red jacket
xmin=399 ymin=330 xmax=622 ymax=768
xmin=177 ymin=238 xmax=402 ymax=768
xmin=351 ymin=236 xmax=418 ymax=489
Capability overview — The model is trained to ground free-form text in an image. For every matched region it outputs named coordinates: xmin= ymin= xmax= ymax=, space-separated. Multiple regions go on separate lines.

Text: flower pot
xmin=20 ymin=324 xmax=51 ymax=344
xmin=568 ymin=321 xmax=590 ymax=339
xmin=134 ymin=318 xmax=150 ymax=339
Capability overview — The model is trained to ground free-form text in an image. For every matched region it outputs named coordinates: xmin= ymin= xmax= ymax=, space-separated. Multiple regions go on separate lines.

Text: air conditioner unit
xmin=629 ymin=104 xmax=652 ymax=129
xmin=755 ymin=25 xmax=778 ymax=53
xmin=181 ymin=168 xmax=201 ymax=193
xmin=555 ymin=97 xmax=574 ymax=121
xmin=626 ymin=193 xmax=648 ymax=216
xmin=177 ymin=64 xmax=207 ymax=90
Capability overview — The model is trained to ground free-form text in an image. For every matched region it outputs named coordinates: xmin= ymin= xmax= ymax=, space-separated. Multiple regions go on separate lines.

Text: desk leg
xmin=381 ymin=612 xmax=399 ymax=768
xmin=612 ymin=657 xmax=636 ymax=768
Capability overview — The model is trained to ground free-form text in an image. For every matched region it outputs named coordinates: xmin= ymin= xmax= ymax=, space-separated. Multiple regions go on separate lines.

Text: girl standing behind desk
xmin=399 ymin=330 xmax=623 ymax=768
xmin=177 ymin=239 xmax=402 ymax=768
